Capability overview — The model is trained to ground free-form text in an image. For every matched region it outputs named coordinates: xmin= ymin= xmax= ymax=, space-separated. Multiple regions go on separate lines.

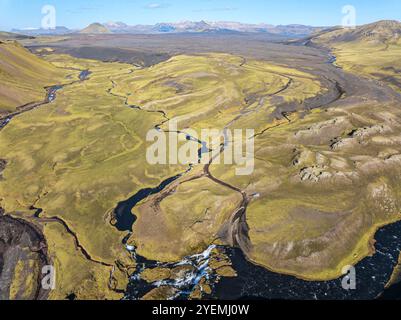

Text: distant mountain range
xmin=9 ymin=20 xmax=401 ymax=43
xmin=11 ymin=21 xmax=325 ymax=37
xmin=10 ymin=26 xmax=71 ymax=36
xmin=103 ymin=20 xmax=325 ymax=36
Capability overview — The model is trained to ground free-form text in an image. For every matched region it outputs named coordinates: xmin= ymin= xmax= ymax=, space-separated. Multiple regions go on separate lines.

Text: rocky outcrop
xmin=293 ymin=117 xmax=353 ymax=145
xmin=0 ymin=215 xmax=49 ymax=300
xmin=0 ymin=159 xmax=6 ymax=179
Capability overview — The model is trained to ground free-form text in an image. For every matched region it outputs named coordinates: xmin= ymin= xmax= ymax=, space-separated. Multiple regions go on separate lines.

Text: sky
xmin=1 ymin=0 xmax=401 ymax=31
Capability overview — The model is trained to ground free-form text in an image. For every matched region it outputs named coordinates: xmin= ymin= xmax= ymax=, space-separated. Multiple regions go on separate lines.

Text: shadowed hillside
xmin=312 ymin=20 xmax=401 ymax=45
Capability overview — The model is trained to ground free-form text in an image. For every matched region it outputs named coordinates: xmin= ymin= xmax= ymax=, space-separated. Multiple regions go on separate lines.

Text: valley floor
xmin=1 ymin=34 xmax=401 ymax=299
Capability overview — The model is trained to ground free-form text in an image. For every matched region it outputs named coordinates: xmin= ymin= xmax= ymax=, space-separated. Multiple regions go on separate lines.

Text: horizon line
xmin=4 ymin=18 xmax=400 ymax=32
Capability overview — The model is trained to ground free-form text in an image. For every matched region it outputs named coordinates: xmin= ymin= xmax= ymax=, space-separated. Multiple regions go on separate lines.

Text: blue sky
xmin=1 ymin=0 xmax=401 ymax=31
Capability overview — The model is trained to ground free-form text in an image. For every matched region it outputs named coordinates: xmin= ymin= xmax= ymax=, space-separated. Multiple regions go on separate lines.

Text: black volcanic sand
xmin=25 ymin=33 xmax=324 ymax=68
xmin=213 ymin=220 xmax=401 ymax=300
xmin=47 ymin=46 xmax=171 ymax=67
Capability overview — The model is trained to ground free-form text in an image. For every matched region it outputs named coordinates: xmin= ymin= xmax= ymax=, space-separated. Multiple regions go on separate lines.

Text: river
xmin=213 ymin=220 xmax=401 ymax=300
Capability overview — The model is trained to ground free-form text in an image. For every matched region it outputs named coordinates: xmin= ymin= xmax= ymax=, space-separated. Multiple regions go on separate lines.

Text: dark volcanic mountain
xmin=80 ymin=23 xmax=111 ymax=34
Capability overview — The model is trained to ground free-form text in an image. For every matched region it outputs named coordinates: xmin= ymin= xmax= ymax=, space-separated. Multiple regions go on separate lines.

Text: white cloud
xmin=145 ymin=3 xmax=169 ymax=9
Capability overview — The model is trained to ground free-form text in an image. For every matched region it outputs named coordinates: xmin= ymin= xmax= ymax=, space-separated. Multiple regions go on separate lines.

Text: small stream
xmin=79 ymin=70 xmax=91 ymax=81
xmin=0 ymin=70 xmax=91 ymax=131
xmin=0 ymin=85 xmax=62 ymax=131
xmin=46 ymin=85 xmax=63 ymax=103
xmin=121 ymin=132 xmax=401 ymax=300
xmin=0 ymin=117 xmax=11 ymax=130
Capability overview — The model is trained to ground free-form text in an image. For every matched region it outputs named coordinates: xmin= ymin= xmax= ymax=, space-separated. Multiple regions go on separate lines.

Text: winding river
xmin=0 ymin=70 xmax=91 ymax=131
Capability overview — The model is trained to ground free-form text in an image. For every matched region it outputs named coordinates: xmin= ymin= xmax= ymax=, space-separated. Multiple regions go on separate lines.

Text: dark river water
xmin=122 ymin=219 xmax=401 ymax=300
xmin=0 ymin=85 xmax=62 ymax=131
xmin=213 ymin=220 xmax=401 ymax=300
xmin=79 ymin=70 xmax=91 ymax=81
xmin=113 ymin=128 xmax=209 ymax=232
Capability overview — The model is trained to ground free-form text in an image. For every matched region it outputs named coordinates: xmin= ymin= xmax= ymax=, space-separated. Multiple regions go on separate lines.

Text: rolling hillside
xmin=308 ymin=20 xmax=401 ymax=93
xmin=0 ymin=41 xmax=68 ymax=113
xmin=311 ymin=20 xmax=401 ymax=45
xmin=0 ymin=31 xmax=33 ymax=40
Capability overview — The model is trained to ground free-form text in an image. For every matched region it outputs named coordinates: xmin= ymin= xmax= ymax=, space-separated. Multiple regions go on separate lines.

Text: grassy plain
xmin=109 ymin=54 xmax=328 ymax=266
xmin=112 ymin=53 xmax=322 ymax=133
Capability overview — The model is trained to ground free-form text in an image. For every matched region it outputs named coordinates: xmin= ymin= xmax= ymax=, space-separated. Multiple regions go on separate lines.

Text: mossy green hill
xmin=0 ymin=41 xmax=68 ymax=113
